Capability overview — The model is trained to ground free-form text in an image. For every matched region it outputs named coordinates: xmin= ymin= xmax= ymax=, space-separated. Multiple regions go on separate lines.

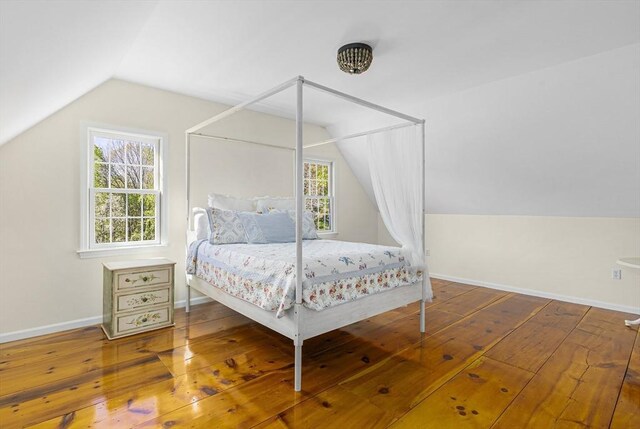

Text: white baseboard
xmin=175 ymin=295 xmax=213 ymax=309
xmin=431 ymin=273 xmax=640 ymax=316
xmin=0 ymin=315 xmax=103 ymax=344
xmin=5 ymin=274 xmax=637 ymax=344
xmin=0 ymin=296 xmax=213 ymax=344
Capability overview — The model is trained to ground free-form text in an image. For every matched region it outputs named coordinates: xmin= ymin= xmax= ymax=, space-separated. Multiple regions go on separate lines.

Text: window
xmin=80 ymin=125 xmax=167 ymax=256
xmin=304 ymin=159 xmax=335 ymax=233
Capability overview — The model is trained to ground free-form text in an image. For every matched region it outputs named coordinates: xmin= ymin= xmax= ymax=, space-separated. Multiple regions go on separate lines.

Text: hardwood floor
xmin=0 ymin=279 xmax=638 ymax=428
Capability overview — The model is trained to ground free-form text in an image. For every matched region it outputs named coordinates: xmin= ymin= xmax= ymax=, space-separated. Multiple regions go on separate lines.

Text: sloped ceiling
xmin=0 ymin=0 xmax=157 ymax=145
xmin=112 ymin=0 xmax=640 ymax=127
xmin=2 ymin=0 xmax=639 ymax=145
xmin=337 ymin=43 xmax=640 ymax=217
xmin=1 ymin=0 xmax=639 ymax=215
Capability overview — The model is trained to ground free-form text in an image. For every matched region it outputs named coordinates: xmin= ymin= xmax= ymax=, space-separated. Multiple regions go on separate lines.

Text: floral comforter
xmin=186 ymin=239 xmax=422 ymax=317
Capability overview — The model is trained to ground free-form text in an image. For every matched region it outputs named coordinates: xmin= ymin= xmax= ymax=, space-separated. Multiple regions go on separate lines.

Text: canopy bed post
xmin=294 ymin=76 xmax=304 ymax=391
xmin=185 ymin=131 xmax=192 ymax=313
xmin=419 ymin=120 xmax=430 ymax=333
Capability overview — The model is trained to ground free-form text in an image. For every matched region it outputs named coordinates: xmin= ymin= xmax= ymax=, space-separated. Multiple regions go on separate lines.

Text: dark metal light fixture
xmin=337 ymin=43 xmax=373 ymax=74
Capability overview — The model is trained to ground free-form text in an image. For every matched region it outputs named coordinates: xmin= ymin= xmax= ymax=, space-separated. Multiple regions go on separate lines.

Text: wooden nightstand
xmin=102 ymin=258 xmax=176 ymax=340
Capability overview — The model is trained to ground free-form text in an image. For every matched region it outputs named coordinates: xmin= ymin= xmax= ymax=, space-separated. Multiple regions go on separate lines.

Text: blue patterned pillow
xmin=237 ymin=212 xmax=295 ymax=244
xmin=286 ymin=210 xmax=318 ymax=240
xmin=205 ymin=208 xmax=247 ymax=244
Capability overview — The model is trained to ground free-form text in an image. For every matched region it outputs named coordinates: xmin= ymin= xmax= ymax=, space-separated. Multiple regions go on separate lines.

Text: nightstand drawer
xmin=116 ymin=267 xmax=171 ymax=290
xmin=116 ymin=306 xmax=171 ymax=334
xmin=116 ymin=288 xmax=171 ymax=312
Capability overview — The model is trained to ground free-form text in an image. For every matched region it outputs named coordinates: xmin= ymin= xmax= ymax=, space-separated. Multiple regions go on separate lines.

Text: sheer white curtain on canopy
xmin=367 ymin=125 xmax=426 ymax=271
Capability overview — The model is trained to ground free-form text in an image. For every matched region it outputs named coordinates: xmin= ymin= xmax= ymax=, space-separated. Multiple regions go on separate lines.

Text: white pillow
xmin=208 ymin=193 xmax=255 ymax=211
xmin=193 ymin=207 xmax=210 ymax=240
xmin=255 ymin=196 xmax=295 ymax=213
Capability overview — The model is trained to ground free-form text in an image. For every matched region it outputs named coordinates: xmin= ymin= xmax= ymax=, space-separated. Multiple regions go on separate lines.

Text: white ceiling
xmin=0 ymin=0 xmax=156 ymax=145
xmin=338 ymin=42 xmax=640 ymax=217
xmin=1 ymin=0 xmax=639 ymax=217
xmin=1 ymin=0 xmax=639 ymax=145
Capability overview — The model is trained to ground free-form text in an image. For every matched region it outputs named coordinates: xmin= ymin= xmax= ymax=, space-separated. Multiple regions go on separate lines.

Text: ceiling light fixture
xmin=337 ymin=43 xmax=373 ymax=75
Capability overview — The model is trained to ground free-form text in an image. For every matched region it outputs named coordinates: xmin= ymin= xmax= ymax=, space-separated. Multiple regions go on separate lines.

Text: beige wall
xmin=0 ymin=79 xmax=378 ymax=338
xmin=379 ymin=214 xmax=640 ymax=313
xmin=2 ymin=76 xmax=637 ymax=340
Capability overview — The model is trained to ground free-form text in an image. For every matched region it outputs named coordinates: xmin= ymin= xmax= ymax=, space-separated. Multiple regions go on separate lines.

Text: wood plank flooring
xmin=0 ymin=279 xmax=637 ymax=428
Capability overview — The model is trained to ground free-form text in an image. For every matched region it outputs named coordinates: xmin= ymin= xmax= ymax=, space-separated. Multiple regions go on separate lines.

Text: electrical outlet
xmin=611 ymin=269 xmax=622 ymax=280
xmin=425 ymin=249 xmax=430 ymax=256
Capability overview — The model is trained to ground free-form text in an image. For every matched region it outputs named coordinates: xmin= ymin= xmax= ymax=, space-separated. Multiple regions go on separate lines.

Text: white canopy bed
xmin=184 ymin=76 xmax=432 ymax=391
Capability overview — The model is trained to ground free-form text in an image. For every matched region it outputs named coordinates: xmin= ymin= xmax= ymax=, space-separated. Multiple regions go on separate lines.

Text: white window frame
xmin=303 ymin=158 xmax=336 ymax=235
xmin=78 ymin=123 xmax=169 ymax=258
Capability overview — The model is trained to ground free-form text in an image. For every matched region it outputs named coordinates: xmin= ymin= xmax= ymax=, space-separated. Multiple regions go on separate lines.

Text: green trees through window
xmin=91 ymin=133 xmax=160 ymax=245
xmin=304 ymin=160 xmax=334 ymax=232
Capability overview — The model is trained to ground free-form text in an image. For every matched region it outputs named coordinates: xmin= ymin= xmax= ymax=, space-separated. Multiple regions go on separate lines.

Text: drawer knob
xmin=142 ymin=297 xmax=148 ymax=302
xmin=125 ymin=278 xmax=131 ymax=283
xmin=142 ymin=276 xmax=149 ymax=282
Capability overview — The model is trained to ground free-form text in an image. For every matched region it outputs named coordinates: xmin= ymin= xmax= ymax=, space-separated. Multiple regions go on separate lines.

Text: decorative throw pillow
xmin=237 ymin=212 xmax=295 ymax=244
xmin=286 ymin=210 xmax=318 ymax=240
xmin=205 ymin=208 xmax=248 ymax=244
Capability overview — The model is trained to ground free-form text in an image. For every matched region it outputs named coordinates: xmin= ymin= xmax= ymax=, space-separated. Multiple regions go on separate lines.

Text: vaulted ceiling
xmin=1 ymin=0 xmax=638 ymax=145
xmin=1 ymin=0 xmax=639 ymax=216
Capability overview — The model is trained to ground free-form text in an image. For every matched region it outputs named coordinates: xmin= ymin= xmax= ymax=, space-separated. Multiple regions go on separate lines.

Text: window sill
xmin=317 ymin=232 xmax=339 ymax=240
xmin=77 ymin=243 xmax=169 ymax=259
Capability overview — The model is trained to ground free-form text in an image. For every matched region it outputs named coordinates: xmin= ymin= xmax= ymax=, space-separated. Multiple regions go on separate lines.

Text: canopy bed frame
xmin=184 ymin=76 xmax=431 ymax=391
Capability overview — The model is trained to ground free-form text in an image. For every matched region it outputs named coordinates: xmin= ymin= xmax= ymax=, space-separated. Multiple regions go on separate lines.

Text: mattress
xmin=186 ymin=239 xmax=422 ymax=316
